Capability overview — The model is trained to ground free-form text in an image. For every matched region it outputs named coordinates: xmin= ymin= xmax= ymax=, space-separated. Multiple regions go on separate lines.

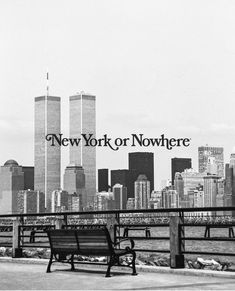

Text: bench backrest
xmin=47 ymin=229 xmax=78 ymax=253
xmin=76 ymin=227 xmax=113 ymax=256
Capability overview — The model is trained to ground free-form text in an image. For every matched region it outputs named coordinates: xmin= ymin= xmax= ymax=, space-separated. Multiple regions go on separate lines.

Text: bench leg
xmin=46 ymin=253 xmax=53 ymax=273
xmin=131 ymin=251 xmax=137 ymax=276
xmin=105 ymin=257 xmax=114 ymax=277
xmin=71 ymin=255 xmax=75 ymax=271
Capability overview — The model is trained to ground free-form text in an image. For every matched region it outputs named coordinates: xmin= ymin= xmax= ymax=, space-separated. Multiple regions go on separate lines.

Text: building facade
xmin=112 ymin=183 xmax=127 ymax=210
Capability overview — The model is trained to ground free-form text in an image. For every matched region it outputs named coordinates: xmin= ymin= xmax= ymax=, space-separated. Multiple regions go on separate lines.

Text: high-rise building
xmin=0 ymin=160 xmax=24 ymax=214
xmin=198 ymin=146 xmax=224 ymax=177
xmin=129 ymin=152 xmax=154 ymax=196
xmin=98 ymin=169 xmax=109 ymax=192
xmin=174 ymin=172 xmax=184 ymax=201
xmin=203 ymin=175 xmax=219 ymax=208
xmin=113 ymin=184 xmax=127 ymax=210
xmin=34 ymin=96 xmax=61 ymax=211
xmin=161 ymin=188 xmax=179 ymax=208
xmin=22 ymin=167 xmax=34 ymax=190
xmin=63 ymin=163 xmax=85 ymax=209
xmin=111 ymin=169 xmax=131 ymax=195
xmin=171 ymin=158 xmax=191 ymax=185
xmin=134 ymin=174 xmax=150 ymax=209
xmin=224 ymin=163 xmax=233 ymax=208
xmin=69 ymin=93 xmax=96 ymax=207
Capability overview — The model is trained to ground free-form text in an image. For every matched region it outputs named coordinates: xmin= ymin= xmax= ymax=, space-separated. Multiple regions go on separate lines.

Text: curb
xmin=0 ymin=257 xmax=235 ymax=279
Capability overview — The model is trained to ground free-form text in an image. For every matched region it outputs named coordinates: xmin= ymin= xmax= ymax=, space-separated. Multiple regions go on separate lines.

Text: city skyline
xmin=1 ymin=1 xmax=235 ymax=189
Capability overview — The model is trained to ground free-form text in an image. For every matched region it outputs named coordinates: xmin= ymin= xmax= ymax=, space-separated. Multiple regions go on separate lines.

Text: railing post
xmin=12 ymin=217 xmax=22 ymax=258
xmin=55 ymin=217 xmax=65 ymax=229
xmin=169 ymin=213 xmax=184 ymax=268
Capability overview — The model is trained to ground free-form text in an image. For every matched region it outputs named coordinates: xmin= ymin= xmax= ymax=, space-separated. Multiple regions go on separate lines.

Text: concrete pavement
xmin=0 ymin=260 xmax=235 ymax=290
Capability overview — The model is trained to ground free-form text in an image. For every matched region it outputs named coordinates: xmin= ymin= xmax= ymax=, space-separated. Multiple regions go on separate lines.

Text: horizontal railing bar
xmin=182 ymin=251 xmax=235 ymax=256
xmin=182 ymin=224 xmax=235 ymax=227
xmin=134 ymin=249 xmax=170 ymax=253
xmin=182 ymin=237 xmax=235 ymax=241
xmin=117 ymin=224 xmax=169 ymax=227
xmin=1 ymin=206 xmax=235 ymax=218
xmin=116 ymin=236 xmax=169 ymax=240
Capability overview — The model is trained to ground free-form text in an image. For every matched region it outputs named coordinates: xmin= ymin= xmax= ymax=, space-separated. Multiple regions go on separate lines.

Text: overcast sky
xmin=1 ymin=0 xmax=235 ymax=189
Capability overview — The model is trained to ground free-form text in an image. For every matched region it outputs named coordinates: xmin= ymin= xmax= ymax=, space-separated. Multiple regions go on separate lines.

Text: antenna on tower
xmin=46 ymin=70 xmax=49 ymax=97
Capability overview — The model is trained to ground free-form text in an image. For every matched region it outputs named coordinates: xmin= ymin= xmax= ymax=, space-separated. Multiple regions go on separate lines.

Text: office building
xmin=203 ymin=175 xmax=219 ymax=208
xmin=34 ymin=96 xmax=61 ymax=211
xmin=174 ymin=172 xmax=184 ymax=201
xmin=63 ymin=163 xmax=85 ymax=209
xmin=22 ymin=167 xmax=34 ymax=190
xmin=224 ymin=163 xmax=233 ymax=208
xmin=17 ymin=190 xmax=45 ymax=214
xmin=98 ymin=169 xmax=109 ymax=192
xmin=161 ymin=188 xmax=179 ymax=209
xmin=198 ymin=146 xmax=224 ymax=177
xmin=129 ymin=152 xmax=154 ymax=197
xmin=111 ymin=169 xmax=131 ymax=197
xmin=171 ymin=158 xmax=192 ymax=185
xmin=0 ymin=160 xmax=24 ymax=214
xmin=134 ymin=174 xmax=150 ymax=209
xmin=113 ymin=183 xmax=127 ymax=210
xmin=69 ymin=93 xmax=96 ymax=207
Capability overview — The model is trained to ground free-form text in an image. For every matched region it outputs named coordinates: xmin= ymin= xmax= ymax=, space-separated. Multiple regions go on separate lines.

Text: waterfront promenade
xmin=0 ymin=259 xmax=235 ymax=290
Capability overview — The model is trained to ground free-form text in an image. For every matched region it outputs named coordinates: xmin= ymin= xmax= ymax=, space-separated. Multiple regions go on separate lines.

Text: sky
xmin=1 ymin=0 xmax=235 ymax=189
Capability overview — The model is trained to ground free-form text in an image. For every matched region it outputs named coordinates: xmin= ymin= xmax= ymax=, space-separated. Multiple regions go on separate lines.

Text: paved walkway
xmin=0 ymin=261 xmax=235 ymax=290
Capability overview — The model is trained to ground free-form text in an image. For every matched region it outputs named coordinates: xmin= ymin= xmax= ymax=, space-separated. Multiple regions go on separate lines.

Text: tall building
xmin=198 ymin=146 xmax=224 ymax=177
xmin=22 ymin=167 xmax=34 ymax=190
xmin=203 ymin=175 xmax=219 ymax=208
xmin=224 ymin=163 xmax=233 ymax=208
xmin=134 ymin=174 xmax=150 ymax=209
xmin=63 ymin=163 xmax=85 ymax=209
xmin=174 ymin=172 xmax=184 ymax=201
xmin=129 ymin=152 xmax=154 ymax=196
xmin=98 ymin=169 xmax=109 ymax=192
xmin=171 ymin=158 xmax=191 ymax=185
xmin=161 ymin=188 xmax=179 ymax=208
xmin=113 ymin=183 xmax=127 ymax=210
xmin=111 ymin=169 xmax=131 ymax=196
xmin=34 ymin=96 xmax=61 ymax=211
xmin=0 ymin=160 xmax=24 ymax=214
xmin=69 ymin=93 xmax=96 ymax=207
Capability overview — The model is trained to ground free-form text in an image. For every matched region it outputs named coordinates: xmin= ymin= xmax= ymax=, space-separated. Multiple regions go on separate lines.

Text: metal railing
xmin=0 ymin=206 xmax=234 ymax=268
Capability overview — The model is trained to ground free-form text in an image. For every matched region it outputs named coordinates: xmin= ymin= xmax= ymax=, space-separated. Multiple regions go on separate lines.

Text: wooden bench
xmin=46 ymin=227 xmax=137 ymax=277
xmin=123 ymin=227 xmax=151 ymax=238
xmin=204 ymin=225 xmax=234 ymax=238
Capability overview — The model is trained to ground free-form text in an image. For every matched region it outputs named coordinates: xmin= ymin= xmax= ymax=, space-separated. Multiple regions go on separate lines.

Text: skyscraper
xmin=98 ymin=169 xmax=109 ymax=192
xmin=229 ymin=153 xmax=235 ymax=214
xmin=113 ymin=183 xmax=127 ymax=210
xmin=134 ymin=174 xmax=150 ymax=209
xmin=111 ymin=169 xmax=131 ymax=195
xmin=203 ymin=175 xmax=219 ymax=208
xmin=198 ymin=146 xmax=224 ymax=177
xmin=69 ymin=93 xmax=96 ymax=207
xmin=34 ymin=96 xmax=61 ymax=211
xmin=129 ymin=152 xmax=154 ymax=196
xmin=171 ymin=158 xmax=191 ymax=185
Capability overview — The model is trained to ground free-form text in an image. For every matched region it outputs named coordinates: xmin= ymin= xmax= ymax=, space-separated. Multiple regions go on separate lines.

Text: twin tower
xmin=34 ymin=93 xmax=96 ymax=211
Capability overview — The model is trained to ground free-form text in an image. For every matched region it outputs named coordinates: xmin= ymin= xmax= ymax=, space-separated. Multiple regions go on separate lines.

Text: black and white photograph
xmin=0 ymin=0 xmax=235 ymax=290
